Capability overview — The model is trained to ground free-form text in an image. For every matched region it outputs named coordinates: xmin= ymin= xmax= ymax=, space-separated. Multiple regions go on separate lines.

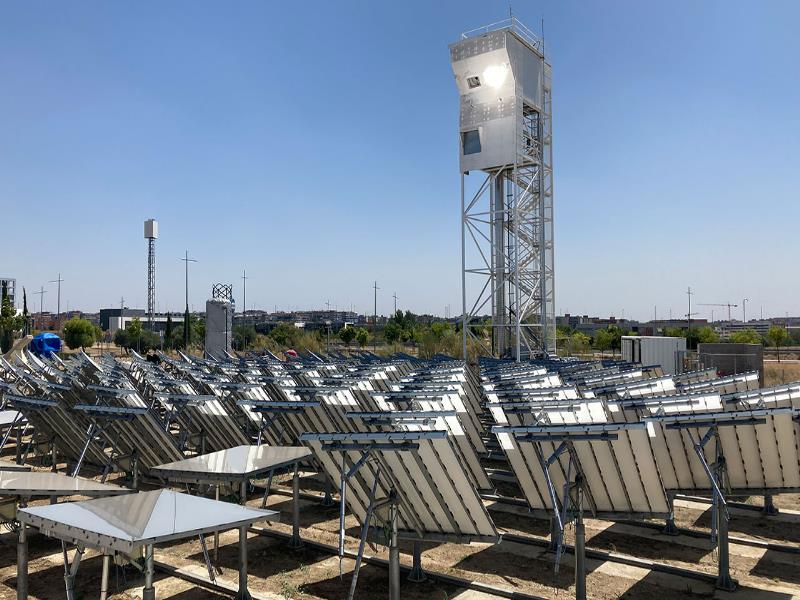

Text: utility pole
xmin=35 ymin=287 xmax=46 ymax=330
xmin=49 ymin=274 xmax=64 ymax=327
xmin=742 ymin=298 xmax=748 ymax=323
xmin=687 ymin=287 xmax=693 ymax=331
xmin=181 ymin=251 xmax=197 ymax=349
xmin=393 ymin=292 xmax=397 ymax=315
xmin=241 ymin=270 xmax=248 ymax=324
xmin=373 ymin=281 xmax=379 ymax=352
xmin=35 ymin=287 xmax=47 ymax=330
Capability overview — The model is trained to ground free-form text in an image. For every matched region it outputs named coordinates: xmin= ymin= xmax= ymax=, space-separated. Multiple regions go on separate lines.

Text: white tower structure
xmin=144 ymin=219 xmax=158 ymax=330
xmin=450 ymin=18 xmax=555 ymax=360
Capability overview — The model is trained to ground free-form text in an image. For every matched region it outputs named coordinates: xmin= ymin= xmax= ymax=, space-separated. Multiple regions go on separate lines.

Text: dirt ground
xmin=2 ymin=466 xmax=799 ymax=600
xmin=764 ymin=361 xmax=800 ymax=386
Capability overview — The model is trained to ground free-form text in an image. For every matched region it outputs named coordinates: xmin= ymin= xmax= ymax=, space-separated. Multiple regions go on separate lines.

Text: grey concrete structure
xmin=697 ymin=343 xmax=764 ymax=385
xmin=205 ymin=298 xmax=233 ymax=358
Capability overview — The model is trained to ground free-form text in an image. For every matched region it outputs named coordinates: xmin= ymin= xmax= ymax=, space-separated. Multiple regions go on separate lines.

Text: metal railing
xmin=461 ymin=16 xmax=543 ymax=53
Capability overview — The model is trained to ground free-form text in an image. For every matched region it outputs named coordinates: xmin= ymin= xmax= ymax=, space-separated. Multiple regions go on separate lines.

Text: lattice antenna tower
xmin=144 ymin=219 xmax=158 ymax=331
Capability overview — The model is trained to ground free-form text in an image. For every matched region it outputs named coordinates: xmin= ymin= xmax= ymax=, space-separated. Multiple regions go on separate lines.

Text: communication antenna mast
xmin=144 ymin=219 xmax=158 ymax=331
xmin=451 ymin=18 xmax=555 ymax=360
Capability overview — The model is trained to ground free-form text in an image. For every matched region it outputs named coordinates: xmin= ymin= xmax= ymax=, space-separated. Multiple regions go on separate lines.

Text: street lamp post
xmin=373 ymin=281 xmax=379 ymax=352
xmin=180 ymin=251 xmax=197 ymax=349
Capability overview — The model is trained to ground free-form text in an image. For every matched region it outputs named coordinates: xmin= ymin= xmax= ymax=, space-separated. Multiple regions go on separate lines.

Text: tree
xmin=22 ymin=288 xmax=29 ymax=336
xmin=383 ymin=310 xmax=420 ymax=344
xmin=113 ymin=328 xmax=130 ymax=351
xmin=138 ymin=330 xmax=161 ymax=352
xmin=233 ymin=325 xmax=256 ymax=350
xmin=164 ymin=314 xmax=173 ymax=350
xmin=696 ymin=326 xmax=719 ymax=344
xmin=384 ymin=321 xmax=402 ymax=344
xmin=355 ymin=327 xmax=370 ymax=348
xmin=0 ymin=291 xmax=23 ymax=353
xmin=114 ymin=323 xmax=160 ymax=352
xmin=593 ymin=329 xmax=613 ymax=352
xmin=192 ymin=316 xmax=205 ymax=345
xmin=339 ymin=326 xmax=356 ymax=347
xmin=663 ymin=327 xmax=686 ymax=339
xmin=730 ymin=328 xmax=763 ymax=345
xmin=766 ymin=325 xmax=789 ymax=362
xmin=63 ymin=318 xmax=96 ymax=349
xmin=270 ymin=322 xmax=301 ymax=348
xmin=183 ymin=307 xmax=190 ymax=348
xmin=570 ymin=332 xmax=591 ymax=355
xmin=128 ymin=318 xmax=143 ymax=339
xmin=606 ymin=325 xmax=627 ymax=352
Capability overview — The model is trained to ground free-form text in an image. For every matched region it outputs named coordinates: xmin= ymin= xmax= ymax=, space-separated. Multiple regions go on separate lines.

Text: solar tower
xmin=450 ymin=18 xmax=555 ymax=360
xmin=144 ymin=219 xmax=158 ymax=330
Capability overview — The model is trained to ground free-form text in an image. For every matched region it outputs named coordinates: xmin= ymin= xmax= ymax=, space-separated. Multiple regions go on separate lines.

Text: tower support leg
xmin=763 ymin=493 xmax=779 ymax=516
xmin=99 ymin=553 xmax=111 ymax=600
xmin=16 ymin=523 xmax=27 ymax=600
xmin=549 ymin=515 xmax=560 ymax=550
xmin=234 ymin=526 xmax=253 ymax=600
xmin=64 ymin=546 xmax=84 ymax=600
xmin=574 ymin=482 xmax=586 ymax=600
xmin=663 ymin=495 xmax=679 ymax=536
xmin=289 ymin=464 xmax=303 ymax=549
xmin=388 ymin=499 xmax=400 ymax=600
xmin=408 ymin=540 xmax=426 ymax=582
xmin=715 ymin=504 xmax=737 ymax=591
xmin=143 ymin=545 xmax=155 ymax=600
xmin=15 ymin=423 xmax=22 ymax=464
xmin=132 ymin=451 xmax=139 ymax=490
xmin=322 ymin=475 xmax=334 ymax=507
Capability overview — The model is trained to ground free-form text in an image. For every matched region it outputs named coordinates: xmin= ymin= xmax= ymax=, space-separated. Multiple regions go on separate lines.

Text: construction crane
xmin=698 ymin=302 xmax=737 ymax=322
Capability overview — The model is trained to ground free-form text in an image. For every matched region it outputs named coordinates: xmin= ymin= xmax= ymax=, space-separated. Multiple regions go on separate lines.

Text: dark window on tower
xmin=467 ymin=76 xmax=481 ymax=89
xmin=462 ymin=130 xmax=481 ymax=155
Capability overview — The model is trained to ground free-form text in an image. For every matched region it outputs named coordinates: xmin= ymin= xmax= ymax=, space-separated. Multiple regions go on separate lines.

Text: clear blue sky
xmin=1 ymin=1 xmax=797 ymax=321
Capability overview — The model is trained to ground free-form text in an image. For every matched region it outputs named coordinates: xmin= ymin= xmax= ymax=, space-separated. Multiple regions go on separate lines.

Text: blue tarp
xmin=30 ymin=333 xmax=61 ymax=357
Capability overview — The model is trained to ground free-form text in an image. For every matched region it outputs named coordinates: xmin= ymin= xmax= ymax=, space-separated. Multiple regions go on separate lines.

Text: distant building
xmin=558 ymin=314 xmax=642 ymax=336
xmin=0 ymin=278 xmax=16 ymax=307
xmin=235 ymin=309 xmax=362 ymax=333
xmin=717 ymin=320 xmax=771 ymax=337
xmin=99 ymin=308 xmax=184 ymax=333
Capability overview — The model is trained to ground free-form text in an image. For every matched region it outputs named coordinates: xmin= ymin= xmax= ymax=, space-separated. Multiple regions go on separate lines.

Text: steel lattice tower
xmin=144 ymin=219 xmax=158 ymax=330
xmin=450 ymin=18 xmax=555 ymax=360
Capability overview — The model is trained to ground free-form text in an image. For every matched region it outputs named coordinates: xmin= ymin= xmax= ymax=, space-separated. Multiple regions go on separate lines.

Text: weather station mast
xmin=450 ymin=17 xmax=555 ymax=361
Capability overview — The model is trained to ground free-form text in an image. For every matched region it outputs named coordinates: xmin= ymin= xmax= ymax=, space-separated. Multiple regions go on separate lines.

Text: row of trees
xmin=0 ymin=292 xmax=25 ymax=353
xmin=557 ymin=324 xmax=631 ymax=355
xmin=338 ymin=326 xmax=370 ymax=348
xmin=556 ymin=323 xmax=793 ymax=357
xmin=663 ymin=324 xmax=790 ymax=357
xmin=113 ymin=315 xmax=206 ymax=353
